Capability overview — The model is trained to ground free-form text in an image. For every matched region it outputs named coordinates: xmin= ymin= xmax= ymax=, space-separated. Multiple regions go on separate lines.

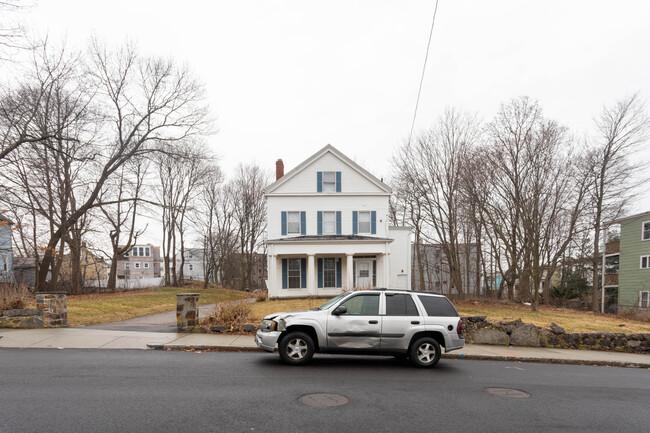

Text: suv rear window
xmin=417 ymin=295 xmax=459 ymax=317
xmin=385 ymin=293 xmax=419 ymax=316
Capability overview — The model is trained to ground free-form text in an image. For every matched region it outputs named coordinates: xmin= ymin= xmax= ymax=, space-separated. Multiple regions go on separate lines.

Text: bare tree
xmin=393 ymin=108 xmax=480 ymax=298
xmin=32 ymin=40 xmax=210 ymax=290
xmin=586 ymin=94 xmax=649 ymax=311
xmin=230 ymin=163 xmax=270 ymax=290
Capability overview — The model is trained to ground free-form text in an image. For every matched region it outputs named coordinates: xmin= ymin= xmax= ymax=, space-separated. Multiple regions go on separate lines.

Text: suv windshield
xmin=315 ymin=293 xmax=347 ymax=310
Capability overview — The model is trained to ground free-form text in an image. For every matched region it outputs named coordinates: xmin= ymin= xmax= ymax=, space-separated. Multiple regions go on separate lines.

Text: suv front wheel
xmin=409 ymin=337 xmax=441 ymax=368
xmin=279 ymin=331 xmax=315 ymax=366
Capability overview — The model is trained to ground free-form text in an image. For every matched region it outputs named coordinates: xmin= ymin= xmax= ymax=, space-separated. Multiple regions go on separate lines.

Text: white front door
xmin=356 ymin=260 xmax=372 ymax=289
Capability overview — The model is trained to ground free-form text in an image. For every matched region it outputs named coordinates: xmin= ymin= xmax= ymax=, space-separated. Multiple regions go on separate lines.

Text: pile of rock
xmin=461 ymin=316 xmax=650 ymax=354
xmin=209 ymin=324 xmax=257 ymax=334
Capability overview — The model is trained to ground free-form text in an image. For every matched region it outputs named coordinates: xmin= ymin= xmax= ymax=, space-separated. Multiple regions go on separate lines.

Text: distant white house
xmin=0 ymin=214 xmax=14 ymax=284
xmin=265 ymin=144 xmax=411 ymax=298
xmin=176 ymin=248 xmax=207 ymax=281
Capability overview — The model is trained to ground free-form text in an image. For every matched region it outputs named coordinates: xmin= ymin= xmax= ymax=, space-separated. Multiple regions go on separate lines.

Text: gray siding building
xmin=0 ymin=214 xmax=14 ymax=284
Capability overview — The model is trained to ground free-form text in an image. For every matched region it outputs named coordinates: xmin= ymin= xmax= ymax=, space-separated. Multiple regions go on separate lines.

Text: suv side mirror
xmin=332 ymin=305 xmax=347 ymax=316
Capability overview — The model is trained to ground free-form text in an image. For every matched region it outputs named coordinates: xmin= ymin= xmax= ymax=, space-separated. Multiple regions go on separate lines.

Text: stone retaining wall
xmin=462 ymin=316 xmax=650 ymax=354
xmin=0 ymin=309 xmax=43 ymax=328
xmin=0 ymin=292 xmax=67 ymax=328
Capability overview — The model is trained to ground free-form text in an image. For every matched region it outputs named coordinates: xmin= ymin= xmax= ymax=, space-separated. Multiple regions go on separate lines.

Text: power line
xmin=408 ymin=0 xmax=439 ymax=146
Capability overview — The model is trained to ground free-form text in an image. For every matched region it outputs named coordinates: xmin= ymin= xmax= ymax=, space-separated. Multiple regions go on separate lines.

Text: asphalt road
xmin=1 ymin=349 xmax=648 ymax=433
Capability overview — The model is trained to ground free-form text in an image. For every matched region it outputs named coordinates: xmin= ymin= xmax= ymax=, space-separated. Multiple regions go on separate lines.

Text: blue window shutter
xmin=317 ymin=171 xmax=322 ymax=193
xmin=336 ymin=259 xmax=342 ymax=288
xmin=371 ymin=211 xmax=377 ymax=234
xmin=300 ymin=211 xmax=306 ymax=235
xmin=317 ymin=211 xmax=323 ymax=235
xmin=281 ymin=211 xmax=287 ymax=236
xmin=336 ymin=171 xmax=341 ymax=192
xmin=300 ymin=258 xmax=307 ymax=288
xmin=317 ymin=258 xmax=323 ymax=288
xmin=282 ymin=259 xmax=288 ymax=289
xmin=352 ymin=211 xmax=358 ymax=235
xmin=336 ymin=211 xmax=341 ymax=235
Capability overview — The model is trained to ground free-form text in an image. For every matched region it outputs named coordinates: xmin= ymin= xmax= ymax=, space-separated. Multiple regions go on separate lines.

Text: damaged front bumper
xmin=255 ymin=330 xmax=281 ymax=352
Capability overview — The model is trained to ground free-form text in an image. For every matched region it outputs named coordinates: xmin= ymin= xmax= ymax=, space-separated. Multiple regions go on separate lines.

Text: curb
xmin=146 ymin=343 xmax=649 ymax=368
xmin=441 ymin=353 xmax=647 ymax=369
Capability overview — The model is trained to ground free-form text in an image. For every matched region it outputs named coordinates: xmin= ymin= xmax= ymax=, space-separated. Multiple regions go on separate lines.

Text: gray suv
xmin=255 ymin=289 xmax=464 ymax=368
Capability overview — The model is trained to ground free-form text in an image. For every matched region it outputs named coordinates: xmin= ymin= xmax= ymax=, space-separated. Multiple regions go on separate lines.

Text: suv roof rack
xmin=369 ymin=288 xmax=442 ymax=295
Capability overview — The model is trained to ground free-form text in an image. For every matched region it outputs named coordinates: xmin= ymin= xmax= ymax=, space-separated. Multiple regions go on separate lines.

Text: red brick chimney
xmin=276 ymin=159 xmax=284 ymax=180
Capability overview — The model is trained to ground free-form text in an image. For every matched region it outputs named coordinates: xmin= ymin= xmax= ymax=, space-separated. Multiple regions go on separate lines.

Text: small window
xmin=189 ymin=264 xmax=194 ymax=271
xmin=641 ymin=256 xmax=650 ymax=269
xmin=134 ymin=262 xmax=141 ymax=269
xmin=143 ymin=262 xmax=150 ymax=269
xmin=418 ymin=295 xmax=459 ymax=317
xmin=322 ymin=171 xmax=336 ymax=192
xmin=323 ymin=211 xmax=336 ymax=234
xmin=125 ymin=263 xmax=130 ymax=270
xmin=385 ymin=294 xmax=419 ymax=316
xmin=287 ymin=211 xmax=301 ymax=234
xmin=358 ymin=211 xmax=371 ymax=233
xmin=288 ymin=258 xmax=301 ymax=288
xmin=138 ymin=276 xmax=144 ymax=280
xmin=643 ymin=222 xmax=650 ymax=240
xmin=340 ymin=294 xmax=379 ymax=315
xmin=640 ymin=291 xmax=650 ymax=309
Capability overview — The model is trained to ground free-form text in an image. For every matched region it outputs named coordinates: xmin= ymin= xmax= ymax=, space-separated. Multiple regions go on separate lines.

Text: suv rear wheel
xmin=279 ymin=331 xmax=315 ymax=365
xmin=409 ymin=337 xmax=441 ymax=368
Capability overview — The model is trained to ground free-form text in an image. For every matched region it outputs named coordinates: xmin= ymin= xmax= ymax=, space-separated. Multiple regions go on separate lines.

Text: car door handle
xmin=411 ymin=321 xmax=420 ymax=325
xmin=369 ymin=320 xmax=378 ymax=324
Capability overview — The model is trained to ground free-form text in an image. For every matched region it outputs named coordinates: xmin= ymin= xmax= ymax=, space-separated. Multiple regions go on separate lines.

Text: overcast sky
xmin=21 ymin=0 xmax=650 ymax=244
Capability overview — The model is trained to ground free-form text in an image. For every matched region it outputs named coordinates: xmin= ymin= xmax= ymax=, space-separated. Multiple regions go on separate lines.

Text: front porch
xmin=266 ymin=237 xmax=393 ymax=298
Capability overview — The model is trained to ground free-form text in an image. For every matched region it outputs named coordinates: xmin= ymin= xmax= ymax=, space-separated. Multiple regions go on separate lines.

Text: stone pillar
xmin=177 ymin=293 xmax=199 ymax=331
xmin=307 ymin=254 xmax=316 ymax=296
xmin=35 ymin=292 xmax=67 ymax=327
xmin=346 ymin=254 xmax=354 ymax=289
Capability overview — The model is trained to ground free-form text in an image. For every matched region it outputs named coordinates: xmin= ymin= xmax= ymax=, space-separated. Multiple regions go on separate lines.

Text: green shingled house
xmin=607 ymin=211 xmax=650 ymax=317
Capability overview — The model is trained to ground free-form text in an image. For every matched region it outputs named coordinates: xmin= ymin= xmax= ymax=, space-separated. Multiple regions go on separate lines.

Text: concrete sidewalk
xmin=1 ymin=327 xmax=648 ymax=368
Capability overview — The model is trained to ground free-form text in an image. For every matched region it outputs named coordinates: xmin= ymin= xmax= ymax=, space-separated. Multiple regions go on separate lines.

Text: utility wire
xmin=408 ymin=0 xmax=439 ymax=146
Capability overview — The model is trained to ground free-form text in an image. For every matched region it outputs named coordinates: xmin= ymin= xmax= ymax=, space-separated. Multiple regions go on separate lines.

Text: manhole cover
xmin=298 ymin=393 xmax=350 ymax=407
xmin=484 ymin=387 xmax=530 ymax=398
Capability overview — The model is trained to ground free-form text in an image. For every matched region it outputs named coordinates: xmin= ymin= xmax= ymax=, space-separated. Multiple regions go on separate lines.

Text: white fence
xmin=85 ymin=277 xmax=165 ymax=290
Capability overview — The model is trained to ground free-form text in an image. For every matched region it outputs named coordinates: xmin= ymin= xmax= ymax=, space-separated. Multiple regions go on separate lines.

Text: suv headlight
xmin=259 ymin=319 xmax=278 ymax=332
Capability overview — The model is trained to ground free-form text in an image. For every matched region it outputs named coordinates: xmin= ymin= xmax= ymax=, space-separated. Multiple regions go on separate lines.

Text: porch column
xmin=307 ymin=254 xmax=316 ymax=296
xmin=268 ymin=255 xmax=276 ymax=297
xmin=346 ymin=253 xmax=354 ymax=289
xmin=383 ymin=247 xmax=390 ymax=288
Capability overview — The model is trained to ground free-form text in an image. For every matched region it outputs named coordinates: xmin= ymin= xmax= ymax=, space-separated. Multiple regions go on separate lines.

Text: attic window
xmin=322 ymin=171 xmax=336 ymax=192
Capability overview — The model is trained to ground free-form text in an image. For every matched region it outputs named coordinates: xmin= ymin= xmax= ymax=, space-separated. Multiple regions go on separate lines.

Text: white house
xmin=265 ymin=144 xmax=411 ymax=298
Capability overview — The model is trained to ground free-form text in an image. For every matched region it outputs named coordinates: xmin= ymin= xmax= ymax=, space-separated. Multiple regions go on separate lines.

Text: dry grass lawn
xmin=67 ymin=284 xmax=251 ymax=327
xmin=249 ymin=297 xmax=650 ymax=334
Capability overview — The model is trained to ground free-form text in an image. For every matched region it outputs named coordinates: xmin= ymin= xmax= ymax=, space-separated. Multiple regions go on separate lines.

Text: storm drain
xmin=484 ymin=387 xmax=530 ymax=398
xmin=299 ymin=393 xmax=350 ymax=407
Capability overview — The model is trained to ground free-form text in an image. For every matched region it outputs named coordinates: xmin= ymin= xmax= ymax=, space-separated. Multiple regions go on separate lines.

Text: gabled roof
xmin=265 ymin=144 xmax=392 ymax=195
xmin=611 ymin=210 xmax=650 ymax=225
xmin=0 ymin=213 xmax=14 ymax=225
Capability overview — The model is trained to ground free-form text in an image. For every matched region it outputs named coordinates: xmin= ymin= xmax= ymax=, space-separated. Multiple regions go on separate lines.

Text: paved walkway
xmin=85 ymin=304 xmax=216 ymax=333
xmin=1 ymin=325 xmax=648 ymax=368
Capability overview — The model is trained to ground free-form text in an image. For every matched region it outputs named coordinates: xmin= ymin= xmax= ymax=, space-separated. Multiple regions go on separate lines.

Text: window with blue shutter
xmin=336 ymin=211 xmax=341 ymax=235
xmin=317 ymin=258 xmax=323 ymax=288
xmin=300 ymin=211 xmax=306 ymax=235
xmin=352 ymin=211 xmax=358 ymax=235
xmin=281 ymin=211 xmax=287 ymax=236
xmin=336 ymin=171 xmax=341 ymax=192
xmin=317 ymin=171 xmax=323 ymax=193
xmin=371 ymin=211 xmax=376 ymax=235
xmin=317 ymin=211 xmax=323 ymax=235
xmin=282 ymin=259 xmax=288 ymax=289
xmin=301 ymin=258 xmax=307 ymax=288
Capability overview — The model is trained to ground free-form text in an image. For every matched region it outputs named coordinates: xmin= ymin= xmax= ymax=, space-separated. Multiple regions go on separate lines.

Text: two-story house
xmin=0 ymin=214 xmax=14 ymax=284
xmin=116 ymin=244 xmax=162 ymax=280
xmin=604 ymin=211 xmax=650 ymax=317
xmin=176 ymin=247 xmax=206 ymax=281
xmin=265 ymin=145 xmax=411 ymax=299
